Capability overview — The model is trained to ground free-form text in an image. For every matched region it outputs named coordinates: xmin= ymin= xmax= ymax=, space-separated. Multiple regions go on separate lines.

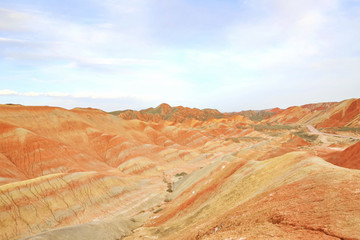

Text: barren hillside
xmin=0 ymin=99 xmax=359 ymax=240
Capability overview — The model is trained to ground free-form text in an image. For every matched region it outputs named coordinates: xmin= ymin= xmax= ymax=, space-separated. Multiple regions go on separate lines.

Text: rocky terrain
xmin=0 ymin=98 xmax=360 ymax=240
xmin=110 ymin=103 xmax=223 ymax=122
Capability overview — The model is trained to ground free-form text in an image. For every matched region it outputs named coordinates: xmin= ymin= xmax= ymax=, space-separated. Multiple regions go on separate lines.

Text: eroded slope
xmin=0 ymin=99 xmax=359 ymax=240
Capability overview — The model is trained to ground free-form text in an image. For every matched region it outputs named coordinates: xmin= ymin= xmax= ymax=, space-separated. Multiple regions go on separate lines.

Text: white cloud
xmin=0 ymin=89 xmax=18 ymax=95
xmin=97 ymin=0 xmax=148 ymax=14
xmin=0 ymin=89 xmax=159 ymax=102
xmin=73 ymin=57 xmax=161 ymax=69
xmin=21 ymin=92 xmax=41 ymax=97
xmin=0 ymin=8 xmax=38 ymax=31
xmin=0 ymin=6 xmax=152 ymax=64
xmin=0 ymin=37 xmax=26 ymax=43
xmin=43 ymin=92 xmax=70 ymax=97
xmin=1 ymin=1 xmax=360 ymax=111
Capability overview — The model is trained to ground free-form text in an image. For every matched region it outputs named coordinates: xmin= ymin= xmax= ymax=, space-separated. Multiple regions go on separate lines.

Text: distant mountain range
xmin=110 ymin=98 xmax=360 ymax=127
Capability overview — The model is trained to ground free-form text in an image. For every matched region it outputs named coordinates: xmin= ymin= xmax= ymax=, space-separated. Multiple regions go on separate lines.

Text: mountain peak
xmin=156 ymin=103 xmax=172 ymax=114
xmin=157 ymin=103 xmax=171 ymax=108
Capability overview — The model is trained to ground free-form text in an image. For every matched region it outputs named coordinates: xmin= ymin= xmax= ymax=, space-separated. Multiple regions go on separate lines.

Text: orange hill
xmin=325 ymin=141 xmax=360 ymax=170
xmin=0 ymin=98 xmax=360 ymax=240
xmin=111 ymin=103 xmax=224 ymax=122
xmin=0 ymin=104 xmax=253 ymax=239
xmin=266 ymin=98 xmax=360 ymax=127
xmin=113 ymin=103 xmax=282 ymax=123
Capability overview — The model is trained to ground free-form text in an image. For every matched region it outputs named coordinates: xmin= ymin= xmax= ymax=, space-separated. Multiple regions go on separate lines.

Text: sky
xmin=0 ymin=0 xmax=359 ymax=112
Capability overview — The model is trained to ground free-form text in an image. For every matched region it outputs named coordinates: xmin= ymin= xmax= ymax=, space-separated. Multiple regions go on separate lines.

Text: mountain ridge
xmin=1 ymin=98 xmax=360 ymax=239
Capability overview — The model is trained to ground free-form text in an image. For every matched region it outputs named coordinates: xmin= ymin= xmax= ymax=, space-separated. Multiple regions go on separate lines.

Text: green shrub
xmin=293 ymin=131 xmax=318 ymax=143
xmin=336 ymin=127 xmax=360 ymax=133
xmin=175 ymin=172 xmax=187 ymax=177
xmin=252 ymin=124 xmax=298 ymax=131
xmin=225 ymin=136 xmax=264 ymax=142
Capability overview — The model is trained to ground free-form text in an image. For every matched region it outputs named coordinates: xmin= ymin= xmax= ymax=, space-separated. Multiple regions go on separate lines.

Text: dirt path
xmin=307 ymin=125 xmax=360 ymax=140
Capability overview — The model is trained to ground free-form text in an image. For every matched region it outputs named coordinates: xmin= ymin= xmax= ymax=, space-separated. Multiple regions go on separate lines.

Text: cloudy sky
xmin=0 ymin=0 xmax=359 ymax=112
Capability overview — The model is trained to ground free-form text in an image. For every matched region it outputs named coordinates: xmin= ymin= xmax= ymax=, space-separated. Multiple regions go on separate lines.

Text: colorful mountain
xmin=0 ymin=98 xmax=359 ymax=240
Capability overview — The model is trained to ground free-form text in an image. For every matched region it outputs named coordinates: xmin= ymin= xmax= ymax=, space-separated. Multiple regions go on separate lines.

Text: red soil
xmin=325 ymin=141 xmax=360 ymax=170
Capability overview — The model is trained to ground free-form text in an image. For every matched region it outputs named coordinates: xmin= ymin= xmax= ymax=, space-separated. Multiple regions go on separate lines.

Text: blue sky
xmin=0 ymin=0 xmax=359 ymax=112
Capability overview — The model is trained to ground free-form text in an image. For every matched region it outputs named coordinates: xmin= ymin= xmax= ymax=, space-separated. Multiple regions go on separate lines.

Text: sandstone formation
xmin=129 ymin=152 xmax=360 ymax=240
xmin=325 ymin=141 xmax=360 ymax=170
xmin=266 ymin=98 xmax=360 ymax=127
xmin=112 ymin=103 xmax=223 ymax=122
xmin=0 ymin=98 xmax=359 ymax=240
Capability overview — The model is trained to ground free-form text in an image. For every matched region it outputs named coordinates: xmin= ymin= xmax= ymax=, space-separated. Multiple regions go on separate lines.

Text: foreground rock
xmin=127 ymin=152 xmax=360 ymax=239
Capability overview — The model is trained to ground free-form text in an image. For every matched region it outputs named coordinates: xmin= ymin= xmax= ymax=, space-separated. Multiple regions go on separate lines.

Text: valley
xmin=0 ymin=98 xmax=360 ymax=239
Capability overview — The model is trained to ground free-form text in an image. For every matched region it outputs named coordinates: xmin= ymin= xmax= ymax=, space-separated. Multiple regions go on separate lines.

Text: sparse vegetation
xmin=225 ymin=136 xmax=264 ymax=142
xmin=336 ymin=127 xmax=360 ymax=133
xmin=166 ymin=182 xmax=173 ymax=192
xmin=175 ymin=172 xmax=188 ymax=177
xmin=239 ymin=136 xmax=264 ymax=140
xmin=293 ymin=131 xmax=318 ymax=143
xmin=252 ymin=124 xmax=299 ymax=131
xmin=239 ymin=111 xmax=276 ymax=121
xmin=319 ymin=127 xmax=360 ymax=134
xmin=266 ymin=132 xmax=284 ymax=137
xmin=236 ymin=125 xmax=249 ymax=129
xmin=153 ymin=208 xmax=163 ymax=214
xmin=108 ymin=110 xmax=127 ymax=116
